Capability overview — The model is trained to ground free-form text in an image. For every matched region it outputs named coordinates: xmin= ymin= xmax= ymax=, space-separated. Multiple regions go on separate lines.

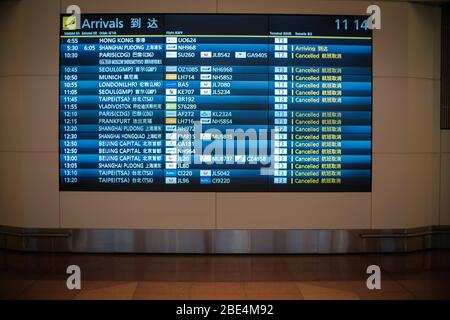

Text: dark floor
xmin=1 ymin=249 xmax=450 ymax=300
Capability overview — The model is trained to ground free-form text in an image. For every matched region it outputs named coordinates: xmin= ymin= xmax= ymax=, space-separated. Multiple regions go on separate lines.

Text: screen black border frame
xmin=58 ymin=13 xmax=373 ymax=192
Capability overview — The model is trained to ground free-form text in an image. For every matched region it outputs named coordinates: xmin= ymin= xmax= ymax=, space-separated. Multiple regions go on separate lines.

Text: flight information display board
xmin=60 ymin=14 xmax=372 ymax=192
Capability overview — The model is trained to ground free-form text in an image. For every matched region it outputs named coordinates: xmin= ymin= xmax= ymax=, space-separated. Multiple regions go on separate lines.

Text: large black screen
xmin=60 ymin=14 xmax=372 ymax=191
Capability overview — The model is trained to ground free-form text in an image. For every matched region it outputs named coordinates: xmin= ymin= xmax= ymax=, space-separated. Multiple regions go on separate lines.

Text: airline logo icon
xmin=165 ymin=177 xmax=177 ymax=184
xmin=166 ymin=96 xmax=177 ymax=102
xmin=166 ymin=133 xmax=177 ymax=140
xmin=165 ymin=125 xmax=177 ymax=131
xmin=200 ymin=51 xmax=212 ymax=58
xmin=165 ymin=81 xmax=177 ymax=88
xmin=165 ymin=110 xmax=177 ymax=117
xmin=165 ymin=162 xmax=176 ymax=169
xmin=201 ymin=133 xmax=212 ymax=141
xmin=165 ymin=140 xmax=176 ymax=147
xmin=166 ymin=88 xmax=177 ymax=95
xmin=200 ymin=155 xmax=212 ymax=163
xmin=200 ymin=74 xmax=212 ymax=80
xmin=235 ymin=52 xmax=246 ymax=58
xmin=200 ymin=111 xmax=211 ymax=117
xmin=200 ymin=118 xmax=211 ymax=124
xmin=165 ymin=170 xmax=177 ymax=177
xmin=235 ymin=155 xmax=246 ymax=163
xmin=200 ymin=170 xmax=211 ymax=177
xmin=166 ymin=66 xmax=177 ymax=72
xmin=165 ymin=118 xmax=177 ymax=124
xmin=166 ymin=155 xmax=177 ymax=162
xmin=200 ymin=89 xmax=211 ymax=95
xmin=201 ymin=66 xmax=211 ymax=72
xmin=166 ymin=37 xmax=177 ymax=43
xmin=165 ymin=147 xmax=177 ymax=154
xmin=200 ymin=177 xmax=211 ymax=184
xmin=200 ymin=81 xmax=211 ymax=88
xmin=166 ymin=51 xmax=177 ymax=58
xmin=165 ymin=74 xmax=177 ymax=80
xmin=166 ymin=44 xmax=177 ymax=50
xmin=166 ymin=103 xmax=177 ymax=110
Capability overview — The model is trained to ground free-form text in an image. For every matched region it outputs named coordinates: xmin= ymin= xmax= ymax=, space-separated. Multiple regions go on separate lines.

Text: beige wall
xmin=0 ymin=0 xmax=446 ymax=229
xmin=442 ymin=131 xmax=450 ymax=225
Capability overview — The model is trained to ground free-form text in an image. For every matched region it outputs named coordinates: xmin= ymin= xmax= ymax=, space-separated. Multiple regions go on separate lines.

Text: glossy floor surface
xmin=1 ymin=249 xmax=449 ymax=300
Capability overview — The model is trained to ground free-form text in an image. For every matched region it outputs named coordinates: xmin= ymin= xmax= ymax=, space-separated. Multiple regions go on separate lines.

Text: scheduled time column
xmin=59 ymin=14 xmax=166 ymax=191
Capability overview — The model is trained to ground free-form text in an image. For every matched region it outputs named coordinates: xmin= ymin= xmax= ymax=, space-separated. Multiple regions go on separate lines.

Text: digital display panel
xmin=60 ymin=14 xmax=372 ymax=192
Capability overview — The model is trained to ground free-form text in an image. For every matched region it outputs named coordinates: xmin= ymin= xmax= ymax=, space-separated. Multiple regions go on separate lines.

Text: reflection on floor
xmin=1 ymin=249 xmax=449 ymax=300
